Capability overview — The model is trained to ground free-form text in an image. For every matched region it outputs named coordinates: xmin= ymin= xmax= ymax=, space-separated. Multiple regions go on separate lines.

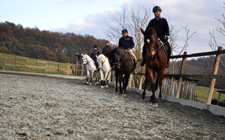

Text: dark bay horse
xmin=109 ymin=48 xmax=134 ymax=94
xmin=141 ymin=27 xmax=167 ymax=104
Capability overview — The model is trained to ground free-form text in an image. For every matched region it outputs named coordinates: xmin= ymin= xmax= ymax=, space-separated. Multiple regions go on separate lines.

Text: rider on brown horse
xmin=119 ymin=29 xmax=137 ymax=71
xmin=140 ymin=6 xmax=171 ymax=68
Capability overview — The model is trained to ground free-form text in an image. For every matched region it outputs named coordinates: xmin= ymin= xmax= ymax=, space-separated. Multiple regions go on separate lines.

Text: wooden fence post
xmin=81 ymin=64 xmax=84 ymax=76
xmin=46 ymin=61 xmax=48 ymax=74
xmin=67 ymin=63 xmax=69 ymax=75
xmin=206 ymin=47 xmax=222 ymax=104
xmin=3 ymin=58 xmax=6 ymax=70
xmin=176 ymin=51 xmax=187 ymax=98
xmin=75 ymin=62 xmax=78 ymax=75
xmin=128 ymin=74 xmax=133 ymax=87
xmin=58 ymin=63 xmax=59 ymax=73
xmin=25 ymin=59 xmax=27 ymax=72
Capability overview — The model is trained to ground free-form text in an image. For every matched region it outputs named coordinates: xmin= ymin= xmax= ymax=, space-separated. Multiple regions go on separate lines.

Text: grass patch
xmin=196 ymin=86 xmax=225 ymax=101
xmin=0 ymin=53 xmax=79 ymax=75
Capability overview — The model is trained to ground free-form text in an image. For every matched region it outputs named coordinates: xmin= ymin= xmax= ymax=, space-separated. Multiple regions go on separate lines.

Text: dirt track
xmin=0 ymin=73 xmax=225 ymax=140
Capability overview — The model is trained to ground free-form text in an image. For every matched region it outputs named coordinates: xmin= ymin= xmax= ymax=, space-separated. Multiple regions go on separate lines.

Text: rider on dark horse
xmin=102 ymin=40 xmax=112 ymax=57
xmin=119 ymin=29 xmax=137 ymax=71
xmin=140 ymin=6 xmax=171 ymax=68
xmin=90 ymin=45 xmax=100 ymax=69
xmin=102 ymin=40 xmax=113 ymax=66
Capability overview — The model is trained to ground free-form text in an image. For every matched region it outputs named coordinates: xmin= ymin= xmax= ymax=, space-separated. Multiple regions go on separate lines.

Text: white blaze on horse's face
xmin=146 ymin=39 xmax=150 ymax=44
xmin=82 ymin=55 xmax=87 ymax=64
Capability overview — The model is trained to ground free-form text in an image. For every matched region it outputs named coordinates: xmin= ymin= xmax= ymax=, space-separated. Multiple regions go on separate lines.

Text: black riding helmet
xmin=94 ymin=45 xmax=97 ymax=48
xmin=152 ymin=6 xmax=162 ymax=13
xmin=122 ymin=29 xmax=128 ymax=34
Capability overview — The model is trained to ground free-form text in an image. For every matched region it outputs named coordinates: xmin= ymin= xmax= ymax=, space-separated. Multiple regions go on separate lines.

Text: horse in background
xmin=140 ymin=27 xmax=167 ymax=105
xmin=81 ymin=54 xmax=99 ymax=85
xmin=97 ymin=54 xmax=111 ymax=88
xmin=109 ymin=48 xmax=134 ymax=94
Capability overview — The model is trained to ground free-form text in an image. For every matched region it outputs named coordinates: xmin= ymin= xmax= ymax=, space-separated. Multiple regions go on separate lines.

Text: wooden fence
xmin=0 ymin=58 xmax=86 ymax=76
xmin=132 ymin=46 xmax=225 ymax=104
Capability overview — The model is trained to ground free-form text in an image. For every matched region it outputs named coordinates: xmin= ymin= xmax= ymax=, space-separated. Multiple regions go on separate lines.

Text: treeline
xmin=0 ymin=21 xmax=107 ymax=63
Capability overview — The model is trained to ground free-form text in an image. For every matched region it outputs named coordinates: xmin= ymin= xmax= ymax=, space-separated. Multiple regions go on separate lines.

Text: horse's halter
xmin=83 ymin=55 xmax=93 ymax=65
xmin=113 ymin=51 xmax=129 ymax=69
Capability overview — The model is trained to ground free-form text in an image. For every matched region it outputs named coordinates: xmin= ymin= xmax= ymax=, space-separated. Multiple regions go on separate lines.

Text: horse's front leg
xmin=123 ymin=74 xmax=130 ymax=94
xmin=119 ymin=74 xmax=123 ymax=93
xmin=99 ymin=69 xmax=104 ymax=88
xmin=115 ymin=72 xmax=118 ymax=93
xmin=86 ymin=71 xmax=90 ymax=85
xmin=90 ymin=71 xmax=94 ymax=85
xmin=105 ymin=70 xmax=111 ymax=88
xmin=142 ymin=69 xmax=150 ymax=100
xmin=158 ymin=70 xmax=166 ymax=100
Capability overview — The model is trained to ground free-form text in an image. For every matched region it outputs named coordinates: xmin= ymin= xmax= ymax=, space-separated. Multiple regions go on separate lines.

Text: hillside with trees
xmin=0 ymin=21 xmax=106 ymax=63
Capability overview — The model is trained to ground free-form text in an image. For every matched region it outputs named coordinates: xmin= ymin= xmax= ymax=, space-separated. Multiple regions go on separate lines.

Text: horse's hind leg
xmin=86 ymin=71 xmax=90 ymax=85
xmin=119 ymin=74 xmax=123 ymax=93
xmin=115 ymin=72 xmax=118 ymax=92
xmin=158 ymin=75 xmax=165 ymax=100
xmin=142 ymin=70 xmax=150 ymax=100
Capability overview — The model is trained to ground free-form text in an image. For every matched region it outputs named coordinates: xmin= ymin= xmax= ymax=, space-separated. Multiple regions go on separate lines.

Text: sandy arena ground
xmin=0 ymin=73 xmax=225 ymax=140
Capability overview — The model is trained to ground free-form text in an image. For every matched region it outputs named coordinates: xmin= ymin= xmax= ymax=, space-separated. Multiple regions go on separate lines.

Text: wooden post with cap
xmin=206 ymin=46 xmax=222 ymax=104
xmin=176 ymin=51 xmax=187 ymax=98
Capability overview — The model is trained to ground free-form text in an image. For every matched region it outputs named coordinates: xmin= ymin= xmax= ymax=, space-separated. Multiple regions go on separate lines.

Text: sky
xmin=0 ymin=0 xmax=224 ymax=54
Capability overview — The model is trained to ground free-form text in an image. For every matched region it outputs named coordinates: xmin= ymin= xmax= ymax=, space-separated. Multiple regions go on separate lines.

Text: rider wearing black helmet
xmin=119 ymin=29 xmax=137 ymax=71
xmin=90 ymin=45 xmax=100 ymax=68
xmin=140 ymin=6 xmax=171 ymax=68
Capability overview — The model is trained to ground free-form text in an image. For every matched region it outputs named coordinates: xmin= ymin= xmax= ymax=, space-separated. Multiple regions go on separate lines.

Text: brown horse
xmin=141 ymin=27 xmax=167 ymax=104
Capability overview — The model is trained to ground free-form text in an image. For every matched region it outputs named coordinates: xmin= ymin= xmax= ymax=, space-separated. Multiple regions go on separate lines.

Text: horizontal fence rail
xmin=132 ymin=46 xmax=225 ymax=105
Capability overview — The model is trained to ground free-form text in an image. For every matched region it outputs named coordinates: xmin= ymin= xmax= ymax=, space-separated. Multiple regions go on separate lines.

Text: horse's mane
xmin=144 ymin=27 xmax=157 ymax=39
xmin=84 ymin=54 xmax=92 ymax=60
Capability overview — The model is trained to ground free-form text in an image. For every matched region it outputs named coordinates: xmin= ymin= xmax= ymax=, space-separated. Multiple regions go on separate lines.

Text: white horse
xmin=81 ymin=54 xmax=99 ymax=85
xmin=97 ymin=54 xmax=111 ymax=88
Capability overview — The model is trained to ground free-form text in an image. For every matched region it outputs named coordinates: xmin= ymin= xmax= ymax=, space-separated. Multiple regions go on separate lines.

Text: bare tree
xmin=168 ymin=24 xmax=196 ymax=74
xmin=103 ymin=4 xmax=152 ymax=88
xmin=208 ymin=1 xmax=225 ymax=67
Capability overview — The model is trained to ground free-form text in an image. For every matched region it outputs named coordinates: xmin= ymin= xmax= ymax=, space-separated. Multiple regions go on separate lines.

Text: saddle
xmin=158 ymin=39 xmax=170 ymax=57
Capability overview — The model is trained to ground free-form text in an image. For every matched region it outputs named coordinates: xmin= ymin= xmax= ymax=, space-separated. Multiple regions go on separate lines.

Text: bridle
xmin=83 ymin=55 xmax=93 ymax=65
xmin=145 ymin=28 xmax=165 ymax=57
xmin=113 ymin=50 xmax=129 ymax=68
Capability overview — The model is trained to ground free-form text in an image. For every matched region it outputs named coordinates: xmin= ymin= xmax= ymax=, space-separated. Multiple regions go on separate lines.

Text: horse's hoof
xmin=89 ymin=83 xmax=92 ymax=85
xmin=86 ymin=82 xmax=89 ymax=85
xmin=152 ymin=103 xmax=158 ymax=107
xmin=101 ymin=86 xmax=104 ymax=88
xmin=122 ymin=94 xmax=127 ymax=97
xmin=106 ymin=85 xmax=108 ymax=88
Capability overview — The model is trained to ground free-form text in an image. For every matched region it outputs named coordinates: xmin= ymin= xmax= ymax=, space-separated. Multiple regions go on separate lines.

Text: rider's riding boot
xmin=140 ymin=44 xmax=146 ymax=66
xmin=166 ymin=41 xmax=171 ymax=68
xmin=133 ymin=62 xmax=137 ymax=73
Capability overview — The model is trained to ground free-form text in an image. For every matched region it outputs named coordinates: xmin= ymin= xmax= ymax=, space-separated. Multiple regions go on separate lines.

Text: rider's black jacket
xmin=118 ymin=35 xmax=135 ymax=50
xmin=90 ymin=50 xmax=100 ymax=61
xmin=102 ymin=45 xmax=112 ymax=57
xmin=146 ymin=17 xmax=169 ymax=41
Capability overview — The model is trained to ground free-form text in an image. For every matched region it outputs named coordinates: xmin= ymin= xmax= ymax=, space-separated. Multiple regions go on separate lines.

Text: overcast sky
xmin=0 ymin=0 xmax=224 ymax=54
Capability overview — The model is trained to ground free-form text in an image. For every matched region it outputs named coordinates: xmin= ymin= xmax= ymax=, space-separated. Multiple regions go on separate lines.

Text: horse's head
xmin=97 ymin=54 xmax=105 ymax=68
xmin=141 ymin=27 xmax=158 ymax=57
xmin=81 ymin=54 xmax=88 ymax=65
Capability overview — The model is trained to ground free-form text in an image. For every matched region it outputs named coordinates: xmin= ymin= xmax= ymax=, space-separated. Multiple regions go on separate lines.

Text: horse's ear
xmin=140 ymin=28 xmax=145 ymax=35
